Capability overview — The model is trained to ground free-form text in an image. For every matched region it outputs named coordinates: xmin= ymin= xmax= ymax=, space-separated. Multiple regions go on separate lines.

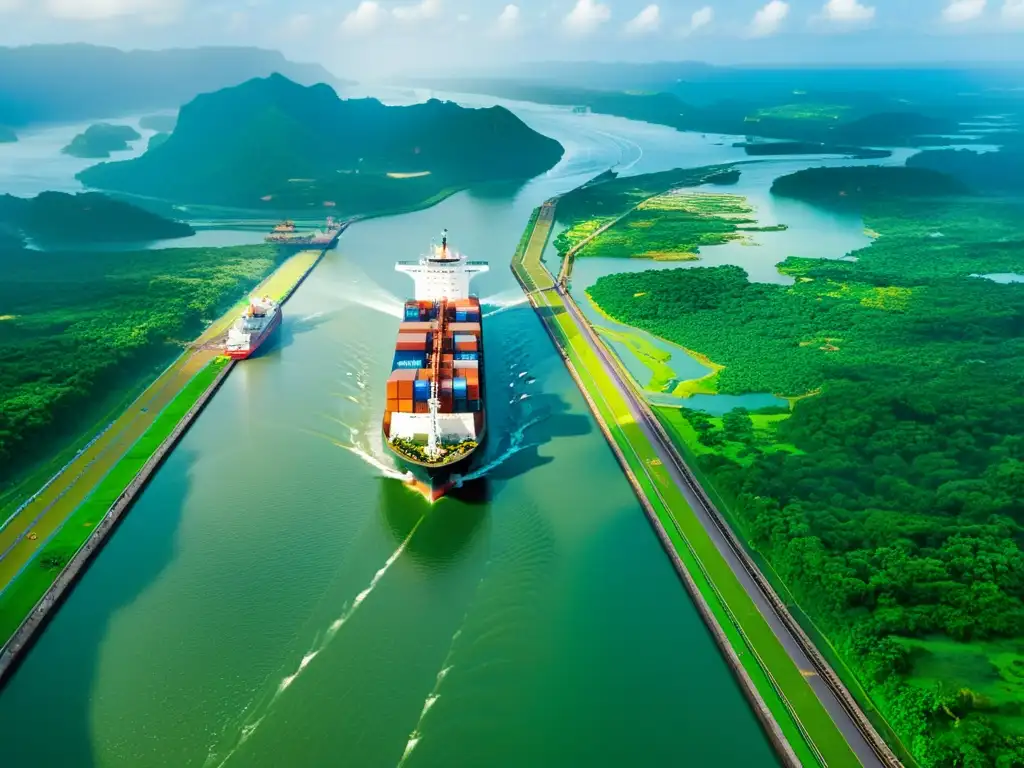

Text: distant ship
xmin=264 ymin=217 xmax=347 ymax=250
xmin=382 ymin=230 xmax=489 ymax=500
xmin=225 ymin=296 xmax=281 ymax=359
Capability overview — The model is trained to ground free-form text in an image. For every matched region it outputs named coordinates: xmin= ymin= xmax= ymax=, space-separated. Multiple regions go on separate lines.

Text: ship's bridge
xmin=396 ymin=232 xmax=488 ymax=302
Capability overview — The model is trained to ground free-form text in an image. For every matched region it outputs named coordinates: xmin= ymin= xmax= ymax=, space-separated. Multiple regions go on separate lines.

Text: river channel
xmin=0 ymin=100 xmax=786 ymax=766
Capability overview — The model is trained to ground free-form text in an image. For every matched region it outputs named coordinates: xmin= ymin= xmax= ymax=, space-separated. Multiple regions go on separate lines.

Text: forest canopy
xmin=585 ymin=166 xmax=1024 ymax=767
xmin=0 ymin=244 xmax=277 ymax=488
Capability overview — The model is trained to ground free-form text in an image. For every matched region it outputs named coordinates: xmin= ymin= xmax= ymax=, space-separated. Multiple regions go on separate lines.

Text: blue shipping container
xmin=413 ymin=381 xmax=430 ymax=401
xmin=455 ymin=311 xmax=468 ymax=321
xmin=453 ymin=378 xmax=468 ymax=395
xmin=394 ymin=359 xmax=424 ymax=370
xmin=453 ymin=334 xmax=475 ymax=343
xmin=454 ymin=352 xmax=478 ymax=361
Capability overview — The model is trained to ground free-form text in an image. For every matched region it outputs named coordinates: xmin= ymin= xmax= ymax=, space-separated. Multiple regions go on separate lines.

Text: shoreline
xmin=0 ymin=242 xmax=338 ymax=686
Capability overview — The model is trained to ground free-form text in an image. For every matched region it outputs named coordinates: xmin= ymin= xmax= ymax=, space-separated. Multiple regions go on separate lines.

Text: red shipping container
xmin=414 ymin=402 xmax=429 ymax=414
xmin=467 ymin=385 xmax=480 ymax=400
xmin=398 ymin=381 xmax=414 ymax=399
xmin=455 ymin=341 xmax=478 ymax=352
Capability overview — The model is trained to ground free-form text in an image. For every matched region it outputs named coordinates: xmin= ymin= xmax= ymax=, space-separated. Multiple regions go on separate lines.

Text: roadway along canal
xmin=0 ymin=103 xmax=781 ymax=766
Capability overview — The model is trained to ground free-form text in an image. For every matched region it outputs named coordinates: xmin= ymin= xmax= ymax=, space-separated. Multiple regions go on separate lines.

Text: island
xmin=62 ymin=123 xmax=141 ymax=158
xmin=76 ymin=74 xmax=565 ymax=214
xmin=138 ymin=113 xmax=177 ymax=132
xmin=735 ymin=141 xmax=892 ymax=159
xmin=770 ymin=165 xmax=969 ymax=206
xmin=0 ymin=191 xmax=194 ymax=245
xmin=0 ymin=125 xmax=16 ymax=143
xmin=577 ymin=163 xmax=1024 ymax=766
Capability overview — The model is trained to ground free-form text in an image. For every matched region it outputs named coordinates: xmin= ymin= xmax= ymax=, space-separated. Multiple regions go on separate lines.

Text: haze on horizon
xmin=1 ymin=0 xmax=1023 ymax=79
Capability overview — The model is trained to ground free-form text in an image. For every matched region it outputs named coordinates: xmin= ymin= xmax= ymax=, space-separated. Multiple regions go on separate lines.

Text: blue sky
xmin=0 ymin=1 xmax=1022 ymax=76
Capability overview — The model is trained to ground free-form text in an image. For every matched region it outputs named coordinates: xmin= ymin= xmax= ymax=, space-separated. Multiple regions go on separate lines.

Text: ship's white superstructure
xmin=395 ymin=229 xmax=489 ymax=302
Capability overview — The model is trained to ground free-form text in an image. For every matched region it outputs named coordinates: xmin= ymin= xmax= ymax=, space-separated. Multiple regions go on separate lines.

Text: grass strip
xmin=0 ymin=356 xmax=229 ymax=645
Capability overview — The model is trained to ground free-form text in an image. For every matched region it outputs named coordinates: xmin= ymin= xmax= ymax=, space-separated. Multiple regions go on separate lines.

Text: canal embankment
xmin=511 ymin=200 xmax=889 ymax=768
xmin=0 ymin=244 xmax=338 ymax=683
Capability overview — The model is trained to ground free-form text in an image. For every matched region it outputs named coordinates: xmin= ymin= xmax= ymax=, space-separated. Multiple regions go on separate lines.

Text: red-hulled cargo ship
xmin=383 ymin=230 xmax=489 ymax=500
xmin=225 ymin=296 xmax=281 ymax=359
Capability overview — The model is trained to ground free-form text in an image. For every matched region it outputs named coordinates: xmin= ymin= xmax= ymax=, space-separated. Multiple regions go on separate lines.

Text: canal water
xmin=0 ymin=102 xmax=782 ymax=766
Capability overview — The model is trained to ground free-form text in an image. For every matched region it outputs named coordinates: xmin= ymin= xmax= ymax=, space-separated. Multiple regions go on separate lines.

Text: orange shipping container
xmin=449 ymin=322 xmax=481 ymax=334
xmin=386 ymin=398 xmax=400 ymax=412
xmin=467 ymin=385 xmax=480 ymax=400
xmin=386 ymin=381 xmax=399 ymax=399
xmin=416 ymin=369 xmax=433 ymax=381
xmin=455 ymin=341 xmax=478 ymax=352
xmin=399 ymin=321 xmax=436 ymax=333
xmin=414 ymin=402 xmax=429 ymax=414
xmin=398 ymin=380 xmax=414 ymax=399
xmin=399 ymin=399 xmax=414 ymax=413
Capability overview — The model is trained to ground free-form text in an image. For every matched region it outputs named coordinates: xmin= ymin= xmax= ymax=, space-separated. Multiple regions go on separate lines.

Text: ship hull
xmin=225 ymin=309 xmax=281 ymax=359
xmin=384 ymin=426 xmax=487 ymax=500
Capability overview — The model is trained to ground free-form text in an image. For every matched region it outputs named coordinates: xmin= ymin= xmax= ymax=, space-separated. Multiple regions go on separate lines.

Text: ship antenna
xmin=441 ymin=229 xmax=448 ymax=255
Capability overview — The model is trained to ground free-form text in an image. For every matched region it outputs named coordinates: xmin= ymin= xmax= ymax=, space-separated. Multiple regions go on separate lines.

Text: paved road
xmin=554 ymin=283 xmax=885 ymax=768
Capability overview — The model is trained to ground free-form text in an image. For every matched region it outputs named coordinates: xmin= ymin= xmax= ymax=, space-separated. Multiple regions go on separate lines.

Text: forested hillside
xmin=587 ymin=172 xmax=1024 ymax=766
xmin=78 ymin=74 xmax=564 ymax=212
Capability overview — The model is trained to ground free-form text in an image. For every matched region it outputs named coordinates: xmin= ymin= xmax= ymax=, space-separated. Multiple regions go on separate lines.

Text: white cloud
xmin=43 ymin=0 xmax=179 ymax=20
xmin=285 ymin=13 xmax=312 ymax=36
xmin=680 ymin=5 xmax=713 ymax=35
xmin=0 ymin=0 xmax=23 ymax=12
xmin=226 ymin=9 xmax=247 ymax=31
xmin=392 ymin=0 xmax=440 ymax=22
xmin=493 ymin=4 xmax=520 ymax=35
xmin=1001 ymin=0 xmax=1024 ymax=21
xmin=563 ymin=0 xmax=611 ymax=36
xmin=941 ymin=0 xmax=986 ymax=22
xmin=624 ymin=4 xmax=660 ymax=36
xmin=341 ymin=1 xmax=384 ymax=34
xmin=749 ymin=0 xmax=789 ymax=37
xmin=820 ymin=0 xmax=875 ymax=23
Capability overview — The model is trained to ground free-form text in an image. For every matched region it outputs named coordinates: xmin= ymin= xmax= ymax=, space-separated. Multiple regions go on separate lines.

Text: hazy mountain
xmin=78 ymin=74 xmax=565 ymax=213
xmin=0 ymin=44 xmax=348 ymax=127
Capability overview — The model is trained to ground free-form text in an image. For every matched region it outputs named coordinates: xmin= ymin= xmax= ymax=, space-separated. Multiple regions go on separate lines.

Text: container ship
xmin=264 ymin=217 xmax=347 ymax=250
xmin=383 ymin=230 xmax=489 ymax=500
xmin=225 ymin=296 xmax=281 ymax=359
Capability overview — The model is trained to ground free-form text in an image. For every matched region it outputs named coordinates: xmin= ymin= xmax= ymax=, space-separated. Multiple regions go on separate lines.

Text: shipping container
xmin=394 ymin=358 xmax=424 ymax=370
xmin=454 ymin=340 xmax=478 ymax=352
xmin=450 ymin=323 xmax=481 ymax=335
xmin=416 ymin=369 xmax=433 ymax=381
xmin=453 ymin=359 xmax=478 ymax=370
xmin=399 ymin=321 xmax=436 ymax=333
xmin=398 ymin=399 xmax=414 ymax=413
xmin=453 ymin=377 xmax=468 ymax=396
xmin=386 ymin=398 xmax=400 ymax=412
xmin=414 ymin=402 xmax=429 ymax=414
xmin=413 ymin=380 xmax=430 ymax=401
xmin=454 ymin=352 xmax=478 ymax=361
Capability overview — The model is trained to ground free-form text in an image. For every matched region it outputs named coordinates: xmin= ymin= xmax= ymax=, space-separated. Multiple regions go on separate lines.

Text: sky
xmin=0 ymin=1 xmax=1022 ymax=77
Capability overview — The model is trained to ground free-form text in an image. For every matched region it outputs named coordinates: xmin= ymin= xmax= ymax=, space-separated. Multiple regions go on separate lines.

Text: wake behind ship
xmin=383 ymin=230 xmax=488 ymax=500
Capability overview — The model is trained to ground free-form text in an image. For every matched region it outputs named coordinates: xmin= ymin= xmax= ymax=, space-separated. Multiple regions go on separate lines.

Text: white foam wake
xmin=205 ymin=520 xmax=424 ymax=768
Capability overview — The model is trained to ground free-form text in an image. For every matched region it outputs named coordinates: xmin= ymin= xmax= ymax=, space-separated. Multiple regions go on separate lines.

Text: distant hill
xmin=139 ymin=114 xmax=177 ymax=132
xmin=0 ymin=191 xmax=194 ymax=245
xmin=0 ymin=126 xmax=15 ymax=143
xmin=77 ymin=74 xmax=565 ymax=213
xmin=771 ymin=166 xmax=969 ymax=206
xmin=907 ymin=148 xmax=1024 ymax=194
xmin=62 ymin=123 xmax=141 ymax=158
xmin=0 ymin=44 xmax=348 ymax=127
xmin=405 ymin=78 xmax=969 ymax=148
